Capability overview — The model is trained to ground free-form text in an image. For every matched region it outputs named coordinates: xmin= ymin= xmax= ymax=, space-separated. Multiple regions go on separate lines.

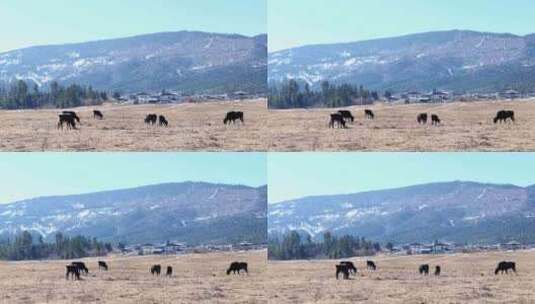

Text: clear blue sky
xmin=269 ymin=0 xmax=535 ymax=51
xmin=0 ymin=0 xmax=266 ymax=52
xmin=268 ymin=153 xmax=535 ymax=203
xmin=0 ymin=153 xmax=266 ymax=204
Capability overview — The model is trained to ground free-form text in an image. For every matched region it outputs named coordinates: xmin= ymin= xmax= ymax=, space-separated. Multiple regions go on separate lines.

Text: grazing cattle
xmin=93 ymin=110 xmax=103 ymax=120
xmin=58 ymin=114 xmax=77 ymax=130
xmin=335 ymin=264 xmax=350 ymax=280
xmin=98 ymin=261 xmax=108 ymax=271
xmin=144 ymin=114 xmax=158 ymax=125
xmin=417 ymin=113 xmax=428 ymax=124
xmin=338 ymin=110 xmax=354 ymax=123
xmin=223 ymin=111 xmax=244 ymax=125
xmin=226 ymin=262 xmax=248 ymax=275
xmin=70 ymin=262 xmax=89 ymax=275
xmin=151 ymin=264 xmax=161 ymax=276
xmin=62 ymin=111 xmax=80 ymax=123
xmin=339 ymin=261 xmax=357 ymax=275
xmin=495 ymin=261 xmax=516 ymax=275
xmin=66 ymin=265 xmax=81 ymax=280
xmin=166 ymin=266 xmax=173 ymax=277
xmin=364 ymin=109 xmax=375 ymax=119
xmin=494 ymin=110 xmax=515 ymax=124
xmin=431 ymin=114 xmax=441 ymax=125
xmin=329 ymin=113 xmax=347 ymax=128
xmin=435 ymin=265 xmax=441 ymax=276
xmin=419 ymin=264 xmax=429 ymax=275
xmin=158 ymin=115 xmax=168 ymax=127
xmin=366 ymin=260 xmax=377 ymax=271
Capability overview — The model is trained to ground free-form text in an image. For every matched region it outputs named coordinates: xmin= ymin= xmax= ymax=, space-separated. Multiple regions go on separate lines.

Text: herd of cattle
xmin=334 ymin=260 xmax=517 ymax=280
xmin=65 ymin=260 xmax=248 ymax=281
xmin=56 ymin=110 xmax=245 ymax=130
xmin=328 ymin=109 xmax=516 ymax=128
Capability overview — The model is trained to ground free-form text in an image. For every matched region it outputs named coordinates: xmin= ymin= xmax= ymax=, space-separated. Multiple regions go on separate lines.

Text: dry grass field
xmin=0 ymin=99 xmax=267 ymax=151
xmin=0 ymin=250 xmax=266 ymax=304
xmin=266 ymin=250 xmax=535 ymax=304
xmin=266 ymin=99 xmax=535 ymax=151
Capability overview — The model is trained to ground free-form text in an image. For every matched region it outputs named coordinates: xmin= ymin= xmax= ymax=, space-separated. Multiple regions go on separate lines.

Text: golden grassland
xmin=0 ymin=250 xmax=266 ymax=304
xmin=266 ymin=250 xmax=535 ymax=304
xmin=266 ymin=99 xmax=535 ymax=151
xmin=0 ymin=99 xmax=267 ymax=151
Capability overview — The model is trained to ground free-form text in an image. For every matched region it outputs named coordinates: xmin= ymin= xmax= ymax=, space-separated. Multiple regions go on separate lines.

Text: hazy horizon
xmin=269 ymin=0 xmax=534 ymax=52
xmin=269 ymin=28 xmax=534 ymax=52
xmin=0 ymin=0 xmax=267 ymax=52
xmin=0 ymin=153 xmax=266 ymax=204
xmin=268 ymin=153 xmax=535 ymax=203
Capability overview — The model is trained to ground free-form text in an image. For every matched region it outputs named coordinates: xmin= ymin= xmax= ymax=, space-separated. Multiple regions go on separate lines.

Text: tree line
xmin=268 ymin=230 xmax=381 ymax=260
xmin=0 ymin=80 xmax=108 ymax=109
xmin=0 ymin=231 xmax=112 ymax=261
xmin=268 ymin=79 xmax=380 ymax=109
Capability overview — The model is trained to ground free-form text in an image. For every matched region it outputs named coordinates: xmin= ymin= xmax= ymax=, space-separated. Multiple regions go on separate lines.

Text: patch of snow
xmin=340 ymin=202 xmax=353 ymax=209
xmin=309 ymin=214 xmax=339 ymax=222
xmin=67 ymin=52 xmax=80 ymax=58
xmin=0 ymin=209 xmax=25 ymax=217
xmin=268 ymin=57 xmax=291 ymax=66
xmin=72 ymin=203 xmax=85 ymax=210
xmin=475 ymin=37 xmax=486 ymax=48
xmin=208 ymin=188 xmax=219 ymax=200
xmin=190 ymin=64 xmax=213 ymax=71
xmin=269 ymin=209 xmax=294 ymax=217
xmin=344 ymin=58 xmax=357 ymax=66
xmin=204 ymin=37 xmax=214 ymax=49
xmin=476 ymin=188 xmax=487 ymax=200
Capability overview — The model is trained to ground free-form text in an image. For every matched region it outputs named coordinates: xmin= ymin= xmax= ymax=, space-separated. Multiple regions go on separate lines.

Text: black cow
xmin=166 ymin=266 xmax=173 ymax=277
xmin=419 ymin=264 xmax=429 ymax=275
xmin=329 ymin=113 xmax=347 ymax=128
xmin=223 ymin=111 xmax=244 ymax=125
xmin=93 ymin=110 xmax=103 ymax=120
xmin=66 ymin=265 xmax=81 ymax=280
xmin=145 ymin=114 xmax=158 ymax=125
xmin=435 ymin=265 xmax=441 ymax=276
xmin=98 ymin=261 xmax=108 ymax=271
xmin=431 ymin=114 xmax=441 ymax=125
xmin=417 ymin=113 xmax=428 ymax=124
xmin=338 ymin=110 xmax=354 ymax=123
xmin=226 ymin=262 xmax=248 ymax=275
xmin=495 ymin=261 xmax=516 ymax=275
xmin=494 ymin=110 xmax=515 ymax=124
xmin=71 ymin=262 xmax=89 ymax=274
xmin=58 ymin=114 xmax=77 ymax=130
xmin=159 ymin=115 xmax=168 ymax=127
xmin=62 ymin=111 xmax=80 ymax=123
xmin=336 ymin=264 xmax=350 ymax=280
xmin=339 ymin=261 xmax=357 ymax=275
xmin=151 ymin=264 xmax=161 ymax=276
xmin=364 ymin=109 xmax=375 ymax=119
xmin=366 ymin=260 xmax=377 ymax=271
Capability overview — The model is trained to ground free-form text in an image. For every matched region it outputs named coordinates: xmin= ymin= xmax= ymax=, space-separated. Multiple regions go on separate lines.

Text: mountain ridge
xmin=0 ymin=182 xmax=267 ymax=245
xmin=268 ymin=29 xmax=535 ymax=93
xmin=269 ymin=181 xmax=535 ymax=244
xmin=0 ymin=30 xmax=267 ymax=94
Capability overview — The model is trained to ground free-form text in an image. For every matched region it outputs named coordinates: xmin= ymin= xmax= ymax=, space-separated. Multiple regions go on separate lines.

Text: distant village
xmin=120 ymin=241 xmax=266 ymax=256
xmin=390 ymin=240 xmax=534 ymax=256
xmin=114 ymin=90 xmax=264 ymax=105
xmin=383 ymin=89 xmax=535 ymax=104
